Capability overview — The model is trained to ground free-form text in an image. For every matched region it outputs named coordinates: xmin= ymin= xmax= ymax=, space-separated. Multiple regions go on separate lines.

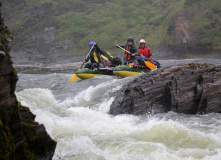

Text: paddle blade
xmin=70 ymin=74 xmax=78 ymax=82
xmin=144 ymin=61 xmax=157 ymax=70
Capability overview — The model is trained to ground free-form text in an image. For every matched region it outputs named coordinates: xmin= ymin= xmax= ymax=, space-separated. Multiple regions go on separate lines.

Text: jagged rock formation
xmin=0 ymin=2 xmax=56 ymax=159
xmin=110 ymin=63 xmax=221 ymax=115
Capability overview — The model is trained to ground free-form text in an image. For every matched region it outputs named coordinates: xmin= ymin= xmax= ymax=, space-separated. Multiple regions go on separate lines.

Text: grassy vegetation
xmin=2 ymin=0 xmax=221 ymax=55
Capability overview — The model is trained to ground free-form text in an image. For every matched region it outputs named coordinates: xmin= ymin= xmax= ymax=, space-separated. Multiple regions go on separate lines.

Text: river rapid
xmin=15 ymin=72 xmax=221 ymax=160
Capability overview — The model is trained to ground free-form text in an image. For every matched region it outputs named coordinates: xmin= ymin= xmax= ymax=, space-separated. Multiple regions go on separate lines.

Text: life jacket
xmin=101 ymin=52 xmax=113 ymax=61
xmin=88 ymin=51 xmax=99 ymax=63
xmin=124 ymin=43 xmax=135 ymax=60
xmin=139 ymin=45 xmax=152 ymax=59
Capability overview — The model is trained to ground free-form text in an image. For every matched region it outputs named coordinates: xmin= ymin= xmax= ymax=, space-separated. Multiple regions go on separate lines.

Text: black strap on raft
xmin=131 ymin=64 xmax=148 ymax=68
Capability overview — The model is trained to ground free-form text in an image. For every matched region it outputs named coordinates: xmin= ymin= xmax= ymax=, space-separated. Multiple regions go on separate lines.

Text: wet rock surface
xmin=0 ymin=3 xmax=56 ymax=159
xmin=109 ymin=63 xmax=221 ymax=115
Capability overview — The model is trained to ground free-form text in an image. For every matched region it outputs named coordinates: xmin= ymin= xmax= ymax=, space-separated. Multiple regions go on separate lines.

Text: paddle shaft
xmin=117 ymin=45 xmax=131 ymax=54
xmin=70 ymin=44 xmax=95 ymax=82
xmin=80 ymin=44 xmax=95 ymax=69
xmin=117 ymin=44 xmax=132 ymax=63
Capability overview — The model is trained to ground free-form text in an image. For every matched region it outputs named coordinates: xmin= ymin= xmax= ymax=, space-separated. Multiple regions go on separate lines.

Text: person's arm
xmin=146 ymin=46 xmax=153 ymax=60
xmin=84 ymin=54 xmax=90 ymax=62
xmin=93 ymin=43 xmax=102 ymax=63
xmin=132 ymin=43 xmax=140 ymax=56
xmin=148 ymin=49 xmax=153 ymax=60
xmin=134 ymin=48 xmax=140 ymax=56
xmin=115 ymin=42 xmax=126 ymax=48
xmin=94 ymin=43 xmax=101 ymax=53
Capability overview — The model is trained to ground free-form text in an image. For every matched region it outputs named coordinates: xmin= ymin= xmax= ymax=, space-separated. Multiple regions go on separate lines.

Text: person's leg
xmin=122 ymin=58 xmax=128 ymax=65
xmin=84 ymin=63 xmax=92 ymax=69
xmin=98 ymin=62 xmax=104 ymax=68
xmin=129 ymin=59 xmax=139 ymax=65
xmin=133 ymin=59 xmax=139 ymax=65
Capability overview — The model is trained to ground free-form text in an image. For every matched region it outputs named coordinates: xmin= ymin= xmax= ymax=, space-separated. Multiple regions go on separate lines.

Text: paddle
xmin=116 ymin=45 xmax=131 ymax=64
xmin=117 ymin=45 xmax=157 ymax=70
xmin=144 ymin=61 xmax=157 ymax=70
xmin=117 ymin=45 xmax=130 ymax=54
xmin=70 ymin=44 xmax=95 ymax=81
xmin=117 ymin=45 xmax=131 ymax=54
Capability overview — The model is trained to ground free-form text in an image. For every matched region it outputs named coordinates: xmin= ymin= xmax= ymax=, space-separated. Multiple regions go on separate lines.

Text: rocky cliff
xmin=110 ymin=63 xmax=221 ymax=115
xmin=0 ymin=2 xmax=56 ymax=159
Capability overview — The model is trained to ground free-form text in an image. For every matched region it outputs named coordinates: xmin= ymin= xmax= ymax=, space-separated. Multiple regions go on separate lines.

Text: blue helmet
xmin=89 ymin=41 xmax=95 ymax=46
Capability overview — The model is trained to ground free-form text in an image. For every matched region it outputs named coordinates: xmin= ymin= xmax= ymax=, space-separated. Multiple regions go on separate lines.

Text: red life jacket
xmin=139 ymin=45 xmax=152 ymax=59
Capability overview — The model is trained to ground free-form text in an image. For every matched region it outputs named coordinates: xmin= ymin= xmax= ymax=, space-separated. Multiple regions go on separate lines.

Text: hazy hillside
xmin=1 ymin=0 xmax=221 ymax=63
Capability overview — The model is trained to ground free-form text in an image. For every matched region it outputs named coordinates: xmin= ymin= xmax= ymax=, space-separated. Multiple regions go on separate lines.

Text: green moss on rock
xmin=0 ymin=2 xmax=56 ymax=159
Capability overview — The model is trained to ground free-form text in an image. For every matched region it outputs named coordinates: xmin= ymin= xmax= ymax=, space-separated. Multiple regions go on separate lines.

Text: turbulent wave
xmin=16 ymin=73 xmax=221 ymax=160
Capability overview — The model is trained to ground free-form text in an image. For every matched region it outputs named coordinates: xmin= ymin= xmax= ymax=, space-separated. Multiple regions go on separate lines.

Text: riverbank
xmin=13 ymin=56 xmax=221 ymax=74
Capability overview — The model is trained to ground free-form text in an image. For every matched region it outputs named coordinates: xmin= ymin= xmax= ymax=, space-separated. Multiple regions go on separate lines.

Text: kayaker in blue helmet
xmin=115 ymin=36 xmax=140 ymax=65
xmin=83 ymin=41 xmax=114 ymax=68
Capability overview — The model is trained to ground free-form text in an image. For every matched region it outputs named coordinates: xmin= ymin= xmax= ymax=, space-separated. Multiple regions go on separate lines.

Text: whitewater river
xmin=15 ymin=72 xmax=221 ymax=160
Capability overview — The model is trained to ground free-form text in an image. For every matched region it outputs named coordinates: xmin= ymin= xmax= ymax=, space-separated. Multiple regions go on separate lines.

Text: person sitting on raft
xmin=138 ymin=39 xmax=153 ymax=60
xmin=100 ymin=48 xmax=114 ymax=67
xmin=136 ymin=39 xmax=153 ymax=66
xmin=137 ymin=39 xmax=161 ymax=68
xmin=83 ymin=41 xmax=113 ymax=69
xmin=115 ymin=36 xmax=140 ymax=65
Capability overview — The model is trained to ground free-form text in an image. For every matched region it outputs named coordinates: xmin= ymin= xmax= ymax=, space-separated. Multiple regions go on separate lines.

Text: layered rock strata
xmin=110 ymin=63 xmax=221 ymax=115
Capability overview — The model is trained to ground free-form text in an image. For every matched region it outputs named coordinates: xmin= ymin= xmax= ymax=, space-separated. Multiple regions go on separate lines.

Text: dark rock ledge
xmin=109 ymin=63 xmax=221 ymax=115
xmin=0 ymin=2 xmax=56 ymax=160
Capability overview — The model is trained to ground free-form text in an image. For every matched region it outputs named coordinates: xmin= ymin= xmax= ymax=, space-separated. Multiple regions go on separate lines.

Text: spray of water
xmin=16 ymin=74 xmax=221 ymax=160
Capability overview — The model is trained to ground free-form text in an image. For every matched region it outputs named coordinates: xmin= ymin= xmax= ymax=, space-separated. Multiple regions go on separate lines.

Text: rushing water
xmin=15 ymin=73 xmax=221 ymax=160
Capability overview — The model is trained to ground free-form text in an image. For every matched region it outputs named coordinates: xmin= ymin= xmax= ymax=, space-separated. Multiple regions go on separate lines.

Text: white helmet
xmin=139 ymin=39 xmax=145 ymax=44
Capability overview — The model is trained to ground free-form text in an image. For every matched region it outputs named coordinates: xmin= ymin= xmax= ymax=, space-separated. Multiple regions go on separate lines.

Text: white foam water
xmin=16 ymin=73 xmax=221 ymax=160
